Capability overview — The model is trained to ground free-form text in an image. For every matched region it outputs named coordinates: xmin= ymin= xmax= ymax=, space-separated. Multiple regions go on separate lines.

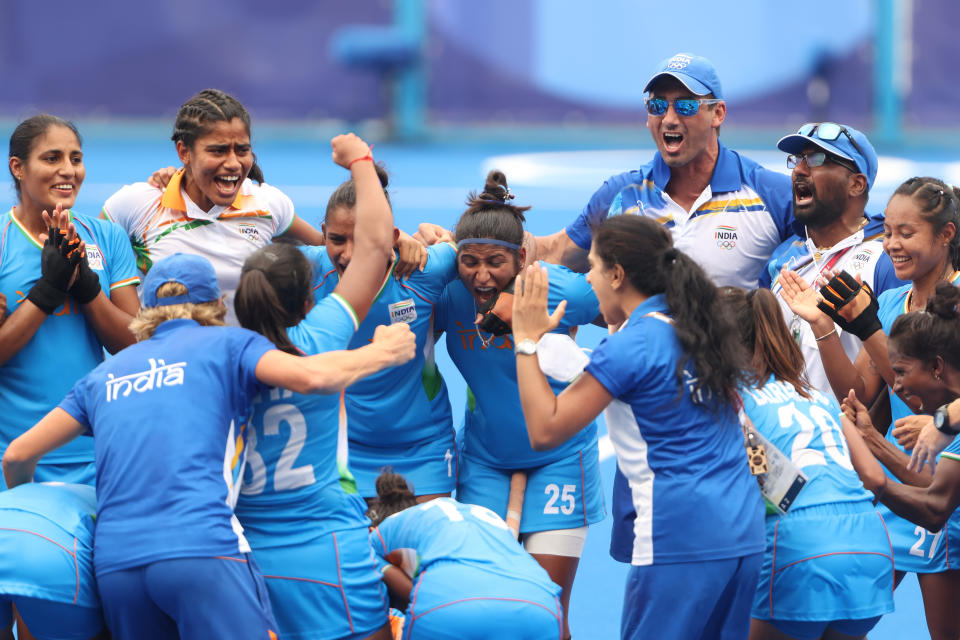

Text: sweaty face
xmin=791 ymin=145 xmax=852 ymax=229
xmin=883 ymin=194 xmax=952 ymax=283
xmin=457 ymin=243 xmax=521 ymax=305
xmin=13 ymin=125 xmax=85 ymax=213
xmin=178 ymin=117 xmax=253 ymax=211
xmin=889 ymin=345 xmax=944 ymax=414
xmin=645 ymin=78 xmax=723 ymax=169
xmin=323 ymin=206 xmax=356 ymax=276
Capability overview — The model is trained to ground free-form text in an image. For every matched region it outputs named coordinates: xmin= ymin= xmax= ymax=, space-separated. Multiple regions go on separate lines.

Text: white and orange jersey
xmin=102 ymin=169 xmax=295 ymax=325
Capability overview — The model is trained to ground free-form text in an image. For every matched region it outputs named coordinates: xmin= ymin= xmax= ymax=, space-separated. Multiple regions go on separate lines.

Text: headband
xmin=456 ymin=238 xmax=522 ymax=251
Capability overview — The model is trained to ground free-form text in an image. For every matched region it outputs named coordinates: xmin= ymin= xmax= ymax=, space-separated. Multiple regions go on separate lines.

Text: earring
xmin=935 ymin=372 xmax=943 ymax=381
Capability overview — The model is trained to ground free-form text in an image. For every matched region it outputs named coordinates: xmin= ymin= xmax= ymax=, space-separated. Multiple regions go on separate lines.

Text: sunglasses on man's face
xmin=786 ymin=151 xmax=858 ymax=174
xmin=644 ymin=97 xmax=722 ymax=117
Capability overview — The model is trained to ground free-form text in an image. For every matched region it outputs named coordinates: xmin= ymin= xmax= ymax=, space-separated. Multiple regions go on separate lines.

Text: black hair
xmin=889 ymin=281 xmax=960 ymax=372
xmin=718 ymin=287 xmax=810 ymax=398
xmin=324 ymin=163 xmax=391 ymax=222
xmin=171 ymin=89 xmax=264 ymax=183
xmin=235 ymin=243 xmax=314 ymax=355
xmin=592 ymin=215 xmax=746 ymax=406
xmin=366 ymin=469 xmax=418 ymax=527
xmin=891 ymin=177 xmax=960 ymax=269
xmin=8 ymin=114 xmax=82 ymax=198
xmin=454 ymin=170 xmax=530 ymax=257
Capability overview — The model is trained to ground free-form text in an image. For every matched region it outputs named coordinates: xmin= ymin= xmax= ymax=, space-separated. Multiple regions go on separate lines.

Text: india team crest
xmin=388 ymin=299 xmax=417 ymax=324
xmin=237 ymin=222 xmax=261 ymax=243
xmin=85 ymin=244 xmax=104 ymax=270
xmin=667 ymin=54 xmax=692 ymax=70
xmin=714 ymin=224 xmax=738 ymax=250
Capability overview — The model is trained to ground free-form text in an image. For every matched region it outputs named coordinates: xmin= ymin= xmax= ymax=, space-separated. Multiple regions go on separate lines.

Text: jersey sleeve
xmin=744 ymin=160 xmax=794 ymax=242
xmin=420 ymin=242 xmax=459 ymax=299
xmin=585 ymin=330 xmax=642 ymax=399
xmin=550 ymin=266 xmax=599 ymax=328
xmin=229 ymin=329 xmax=278 ymax=397
xmin=872 ymin=253 xmax=907 ymax=295
xmin=58 ymin=385 xmax=93 ymax=436
xmin=257 ymin=183 xmax=296 ymax=236
xmin=289 ymin=293 xmax=358 ymax=354
xmin=99 ymin=218 xmax=141 ymax=290
xmin=565 ymin=171 xmax=642 ymax=251
xmin=101 ymin=183 xmax=159 ymax=239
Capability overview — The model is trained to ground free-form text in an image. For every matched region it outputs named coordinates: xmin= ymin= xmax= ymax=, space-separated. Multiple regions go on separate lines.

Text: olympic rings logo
xmin=716 ymin=240 xmax=737 ymax=250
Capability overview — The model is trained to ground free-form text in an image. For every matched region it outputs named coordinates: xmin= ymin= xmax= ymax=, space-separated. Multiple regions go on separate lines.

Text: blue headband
xmin=456 ymin=238 xmax=522 ymax=251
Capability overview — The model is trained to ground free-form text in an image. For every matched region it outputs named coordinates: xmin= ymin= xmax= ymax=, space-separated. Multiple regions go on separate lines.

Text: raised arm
xmin=255 ymin=322 xmax=416 ymax=394
xmin=330 ymin=134 xmax=395 ymax=323
xmin=512 ymin=264 xmax=612 ymax=449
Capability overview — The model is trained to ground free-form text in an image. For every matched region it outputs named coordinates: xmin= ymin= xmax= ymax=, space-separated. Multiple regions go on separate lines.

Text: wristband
xmin=348 ymin=154 xmax=374 ymax=169
xmin=26 ymin=278 xmax=67 ymax=315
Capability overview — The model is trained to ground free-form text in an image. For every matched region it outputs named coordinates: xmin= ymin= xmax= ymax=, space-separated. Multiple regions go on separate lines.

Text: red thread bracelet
xmin=348 ymin=144 xmax=375 ymax=169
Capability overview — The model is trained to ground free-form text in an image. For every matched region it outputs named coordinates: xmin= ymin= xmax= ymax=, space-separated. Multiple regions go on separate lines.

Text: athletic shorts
xmin=876 ymin=498 xmax=956 ymax=573
xmin=404 ymin=562 xmax=562 ymax=640
xmin=457 ymin=446 xmax=604 ymax=534
xmin=251 ymin=524 xmax=389 ymax=640
xmin=753 ymin=501 xmax=894 ymax=626
xmin=96 ymin=554 xmax=278 ymax=640
xmin=349 ymin=432 xmax=457 ymax=498
xmin=0 ymin=511 xmax=99 ymax=610
xmin=621 ymin=552 xmax=762 ymax=640
xmin=0 ymin=596 xmax=104 ymax=640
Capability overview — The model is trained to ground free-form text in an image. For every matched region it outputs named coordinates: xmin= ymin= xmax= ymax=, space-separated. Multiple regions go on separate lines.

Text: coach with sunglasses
xmin=536 ymin=52 xmax=794 ymax=290
xmin=763 ymin=122 xmax=904 ymax=398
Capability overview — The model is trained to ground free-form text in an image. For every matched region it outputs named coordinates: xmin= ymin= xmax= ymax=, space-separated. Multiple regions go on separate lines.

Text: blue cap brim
xmin=643 ymin=71 xmax=712 ymax=96
xmin=776 ymin=134 xmax=858 ymax=165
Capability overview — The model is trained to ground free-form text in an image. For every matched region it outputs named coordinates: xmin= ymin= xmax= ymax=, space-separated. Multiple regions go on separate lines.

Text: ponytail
xmin=454 ymin=170 xmax=530 ymax=252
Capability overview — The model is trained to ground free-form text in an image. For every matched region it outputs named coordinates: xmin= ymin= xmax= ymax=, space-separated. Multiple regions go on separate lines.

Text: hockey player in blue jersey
xmin=720 ymin=286 xmax=894 ymax=640
xmin=3 ymin=246 xmax=416 ymax=639
xmin=513 ymin=214 xmax=764 ymax=640
xmin=779 ymin=177 xmax=960 ymax=638
xmin=234 ymin=133 xmax=404 ymax=640
xmin=367 ymin=471 xmax=563 ymax=640
xmin=433 ymin=170 xmax=605 ymax=639
xmin=301 ymin=162 xmax=459 ymax=502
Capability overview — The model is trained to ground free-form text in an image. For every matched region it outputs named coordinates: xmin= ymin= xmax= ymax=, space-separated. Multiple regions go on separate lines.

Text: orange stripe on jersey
xmin=217 ymin=209 xmax=272 ymax=220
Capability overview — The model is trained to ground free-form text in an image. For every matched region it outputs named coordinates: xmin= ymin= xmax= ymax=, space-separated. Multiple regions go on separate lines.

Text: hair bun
xmin=926 ymin=281 xmax=960 ymax=319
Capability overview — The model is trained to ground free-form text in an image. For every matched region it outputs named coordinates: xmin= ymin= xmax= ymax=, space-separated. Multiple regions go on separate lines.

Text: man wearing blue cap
xmin=764 ymin=122 xmax=903 ymax=398
xmin=537 ymin=52 xmax=794 ymax=289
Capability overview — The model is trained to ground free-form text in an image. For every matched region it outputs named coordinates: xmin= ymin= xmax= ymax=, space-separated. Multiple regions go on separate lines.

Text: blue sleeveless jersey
xmin=0 ymin=209 xmax=140 ymax=470
xmin=589 ymin=295 xmax=765 ymax=566
xmin=301 ymin=243 xmax=457 ymax=448
xmin=875 ymin=281 xmax=960 ymax=571
xmin=435 ymin=263 xmax=600 ymax=468
xmin=236 ymin=294 xmax=367 ymax=545
xmin=740 ymin=375 xmax=873 ymax=510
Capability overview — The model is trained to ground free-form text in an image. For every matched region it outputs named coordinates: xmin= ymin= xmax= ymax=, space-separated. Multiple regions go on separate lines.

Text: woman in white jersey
xmin=101 ymin=88 xmax=323 ymax=325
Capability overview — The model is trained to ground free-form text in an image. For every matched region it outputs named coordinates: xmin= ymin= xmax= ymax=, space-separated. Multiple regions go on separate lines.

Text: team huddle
xmin=2 ymin=52 xmax=960 ymax=640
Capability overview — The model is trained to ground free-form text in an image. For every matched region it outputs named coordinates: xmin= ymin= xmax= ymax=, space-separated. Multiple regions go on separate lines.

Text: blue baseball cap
xmin=142 ymin=253 xmax=221 ymax=307
xmin=643 ymin=53 xmax=723 ymax=99
xmin=777 ymin=122 xmax=878 ymax=189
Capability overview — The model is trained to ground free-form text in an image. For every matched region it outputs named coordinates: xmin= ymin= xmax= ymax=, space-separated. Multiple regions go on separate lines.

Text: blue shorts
xmin=753 ymin=501 xmax=894 ymax=628
xmin=948 ymin=508 xmax=960 ymax=570
xmin=349 ymin=431 xmax=457 ymax=498
xmin=96 ymin=555 xmax=278 ymax=640
xmin=251 ymin=525 xmax=389 ymax=640
xmin=0 ymin=596 xmax=104 ymax=640
xmin=0 ymin=512 xmax=99 ymax=609
xmin=621 ymin=553 xmax=762 ymax=640
xmin=405 ymin=562 xmax=562 ymax=640
xmin=457 ymin=447 xmax=605 ymax=534
xmin=877 ymin=496 xmax=954 ymax=573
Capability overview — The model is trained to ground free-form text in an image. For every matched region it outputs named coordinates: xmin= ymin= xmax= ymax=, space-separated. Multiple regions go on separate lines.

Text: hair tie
xmin=479 ymin=198 xmax=507 ymax=205
xmin=456 ymin=238 xmax=522 ymax=251
xmin=663 ymin=247 xmax=679 ymax=264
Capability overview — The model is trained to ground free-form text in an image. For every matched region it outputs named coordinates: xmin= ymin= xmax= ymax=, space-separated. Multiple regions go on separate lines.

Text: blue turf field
xmin=2 ymin=129 xmax=942 ymax=638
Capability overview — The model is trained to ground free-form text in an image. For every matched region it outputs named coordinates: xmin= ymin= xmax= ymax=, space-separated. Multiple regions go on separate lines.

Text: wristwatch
xmin=515 ymin=338 xmax=538 ymax=355
xmin=933 ymin=403 xmax=960 ymax=436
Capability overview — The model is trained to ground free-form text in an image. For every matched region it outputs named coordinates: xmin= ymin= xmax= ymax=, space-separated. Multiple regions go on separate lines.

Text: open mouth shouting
xmin=214 ymin=174 xmax=241 ymax=196
xmin=662 ymin=132 xmax=684 ymax=154
xmin=793 ymin=180 xmax=814 ymax=208
xmin=473 ymin=285 xmax=498 ymax=304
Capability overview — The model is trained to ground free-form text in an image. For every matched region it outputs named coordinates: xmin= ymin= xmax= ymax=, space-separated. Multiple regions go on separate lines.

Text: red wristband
xmin=348 ymin=152 xmax=374 ymax=169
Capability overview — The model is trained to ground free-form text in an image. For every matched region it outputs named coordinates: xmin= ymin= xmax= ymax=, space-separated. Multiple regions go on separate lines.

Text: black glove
xmin=816 ymin=270 xmax=882 ymax=341
xmin=70 ymin=247 xmax=102 ymax=305
xmin=26 ymin=228 xmax=81 ymax=314
xmin=476 ymin=281 xmax=514 ymax=336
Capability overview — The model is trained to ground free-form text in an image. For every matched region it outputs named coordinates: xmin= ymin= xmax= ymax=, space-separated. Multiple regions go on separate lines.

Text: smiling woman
xmin=100 ymin=89 xmax=325 ymax=325
xmin=0 ymin=114 xmax=140 ymax=493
